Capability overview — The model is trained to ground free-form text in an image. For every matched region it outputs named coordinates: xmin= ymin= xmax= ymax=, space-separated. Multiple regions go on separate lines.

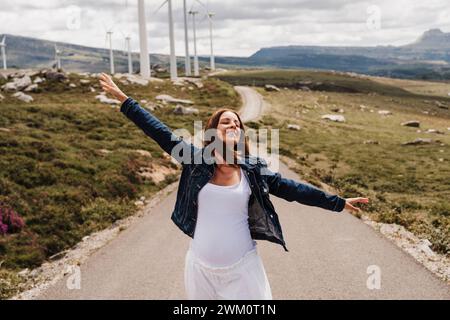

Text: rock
xmin=435 ymin=101 xmax=448 ymax=109
xmin=378 ymin=110 xmax=392 ymax=116
xmin=299 ymin=86 xmax=311 ymax=92
xmin=172 ymin=79 xmax=185 ymax=86
xmin=298 ymin=80 xmax=313 ymax=86
xmin=80 ymin=79 xmax=91 ymax=84
xmin=44 ymin=71 xmax=67 ymax=82
xmin=321 ymin=114 xmax=345 ymax=122
xmin=33 ymin=76 xmax=44 ymax=84
xmin=140 ymin=196 xmax=146 ymax=202
xmin=140 ymin=99 xmax=148 ymax=104
xmin=425 ymin=129 xmax=445 ymax=134
xmin=123 ymin=74 xmax=149 ymax=86
xmin=173 ymin=105 xmax=199 ymax=115
xmin=69 ymin=83 xmax=77 ymax=88
xmin=89 ymin=86 xmax=96 ymax=93
xmin=137 ymin=164 xmax=178 ymax=184
xmin=359 ymin=104 xmax=368 ymax=110
xmin=401 ymin=120 xmax=420 ymax=128
xmin=264 ymin=84 xmax=280 ymax=92
xmin=153 ymin=65 xmax=167 ymax=73
xmin=134 ymin=200 xmax=145 ymax=206
xmin=0 ymin=127 xmax=11 ymax=132
xmin=143 ymin=102 xmax=158 ymax=111
xmin=287 ymin=124 xmax=300 ymax=130
xmin=135 ymin=149 xmax=152 ymax=158
xmin=12 ymin=91 xmax=33 ymax=103
xmin=363 ymin=140 xmax=379 ymax=144
xmin=402 ymin=138 xmax=433 ymax=145
xmin=331 ymin=107 xmax=344 ymax=113
xmin=18 ymin=268 xmax=30 ymax=277
xmin=95 ymin=94 xmax=120 ymax=105
xmin=1 ymin=75 xmax=32 ymax=91
xmin=98 ymin=149 xmax=112 ymax=154
xmin=24 ymin=84 xmax=39 ymax=92
xmin=156 ymin=94 xmax=193 ymax=105
xmin=183 ymin=77 xmax=204 ymax=88
xmin=0 ymin=93 xmax=4 ymax=101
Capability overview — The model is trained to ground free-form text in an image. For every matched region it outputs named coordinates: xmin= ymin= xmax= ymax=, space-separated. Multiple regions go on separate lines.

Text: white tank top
xmin=190 ymin=167 xmax=257 ymax=267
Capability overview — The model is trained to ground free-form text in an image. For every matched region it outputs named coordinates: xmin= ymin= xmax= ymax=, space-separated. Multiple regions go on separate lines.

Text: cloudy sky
xmin=1 ymin=0 xmax=450 ymax=57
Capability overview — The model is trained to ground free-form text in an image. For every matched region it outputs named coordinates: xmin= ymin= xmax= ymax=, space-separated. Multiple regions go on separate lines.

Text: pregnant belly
xmin=190 ymin=223 xmax=256 ymax=268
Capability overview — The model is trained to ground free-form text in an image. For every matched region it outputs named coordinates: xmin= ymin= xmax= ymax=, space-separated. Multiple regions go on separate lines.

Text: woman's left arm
xmin=263 ymin=165 xmax=368 ymax=213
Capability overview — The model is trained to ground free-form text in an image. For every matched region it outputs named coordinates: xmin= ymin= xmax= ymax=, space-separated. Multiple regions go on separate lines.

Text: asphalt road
xmin=37 ymin=87 xmax=450 ymax=299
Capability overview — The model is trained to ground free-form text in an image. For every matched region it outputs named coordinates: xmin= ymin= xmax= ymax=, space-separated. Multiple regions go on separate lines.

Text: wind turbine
xmin=189 ymin=10 xmax=199 ymax=76
xmin=54 ymin=44 xmax=61 ymax=70
xmin=138 ymin=0 xmax=151 ymax=78
xmin=183 ymin=0 xmax=191 ymax=76
xmin=0 ymin=36 xmax=6 ymax=70
xmin=207 ymin=11 xmax=215 ymax=71
xmin=125 ymin=36 xmax=133 ymax=74
xmin=105 ymin=30 xmax=115 ymax=74
xmin=155 ymin=0 xmax=177 ymax=80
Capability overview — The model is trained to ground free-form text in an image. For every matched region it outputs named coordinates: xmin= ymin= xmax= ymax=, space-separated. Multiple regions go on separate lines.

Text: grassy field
xmin=0 ymin=72 xmax=239 ymax=298
xmin=216 ymin=69 xmax=450 ymax=258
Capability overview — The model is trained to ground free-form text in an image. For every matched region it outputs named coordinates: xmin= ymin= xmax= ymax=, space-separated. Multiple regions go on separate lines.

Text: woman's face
xmin=216 ymin=111 xmax=242 ymax=145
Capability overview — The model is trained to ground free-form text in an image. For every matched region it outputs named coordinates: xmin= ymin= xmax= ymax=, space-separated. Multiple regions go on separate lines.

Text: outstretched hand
xmin=99 ymin=73 xmax=128 ymax=103
xmin=344 ymin=197 xmax=369 ymax=214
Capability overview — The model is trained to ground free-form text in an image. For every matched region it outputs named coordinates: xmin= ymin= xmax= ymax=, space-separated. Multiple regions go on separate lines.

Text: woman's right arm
xmin=98 ymin=73 xmax=197 ymax=164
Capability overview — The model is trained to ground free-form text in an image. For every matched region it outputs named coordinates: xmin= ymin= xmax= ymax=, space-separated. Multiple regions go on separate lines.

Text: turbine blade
xmin=153 ymin=0 xmax=168 ymax=15
xmin=194 ymin=0 xmax=207 ymax=9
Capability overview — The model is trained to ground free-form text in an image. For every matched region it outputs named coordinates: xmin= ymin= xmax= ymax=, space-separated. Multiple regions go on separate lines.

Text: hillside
xmin=216 ymin=69 xmax=450 ymax=265
xmin=0 ymin=70 xmax=239 ymax=298
xmin=0 ymin=34 xmax=211 ymax=74
xmin=4 ymin=29 xmax=450 ymax=80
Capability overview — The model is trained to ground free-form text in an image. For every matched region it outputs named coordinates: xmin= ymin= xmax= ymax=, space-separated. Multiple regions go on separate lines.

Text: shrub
xmin=0 ymin=205 xmax=25 ymax=235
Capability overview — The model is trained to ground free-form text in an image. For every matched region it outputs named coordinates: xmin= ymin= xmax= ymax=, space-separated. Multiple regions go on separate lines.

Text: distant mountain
xmin=404 ymin=28 xmax=450 ymax=50
xmin=215 ymin=29 xmax=450 ymax=80
xmin=0 ymin=34 xmax=208 ymax=73
xmin=3 ymin=29 xmax=450 ymax=80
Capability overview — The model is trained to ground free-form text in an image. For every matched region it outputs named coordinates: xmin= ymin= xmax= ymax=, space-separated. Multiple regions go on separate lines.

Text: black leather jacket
xmin=121 ymin=97 xmax=346 ymax=252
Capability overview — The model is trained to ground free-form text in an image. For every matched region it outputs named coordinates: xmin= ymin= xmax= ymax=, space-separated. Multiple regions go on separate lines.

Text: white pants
xmin=184 ymin=244 xmax=273 ymax=300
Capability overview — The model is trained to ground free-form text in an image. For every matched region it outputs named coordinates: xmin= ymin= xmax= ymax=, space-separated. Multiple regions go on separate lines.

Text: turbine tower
xmin=155 ymin=0 xmax=177 ymax=80
xmin=189 ymin=10 xmax=199 ymax=76
xmin=54 ymin=44 xmax=61 ymax=70
xmin=0 ymin=36 xmax=6 ymax=70
xmin=183 ymin=0 xmax=191 ymax=76
xmin=138 ymin=0 xmax=151 ymax=78
xmin=106 ymin=31 xmax=115 ymax=74
xmin=207 ymin=12 xmax=215 ymax=71
xmin=125 ymin=36 xmax=133 ymax=74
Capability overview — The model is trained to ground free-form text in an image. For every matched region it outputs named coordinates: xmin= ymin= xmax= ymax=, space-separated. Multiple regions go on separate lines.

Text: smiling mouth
xmin=226 ymin=130 xmax=238 ymax=137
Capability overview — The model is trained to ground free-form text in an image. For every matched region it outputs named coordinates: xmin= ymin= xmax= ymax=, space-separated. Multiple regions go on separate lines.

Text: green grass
xmin=215 ymin=69 xmax=450 ymax=103
xmin=217 ymin=69 xmax=450 ymax=256
xmin=0 ymin=72 xmax=239 ymax=298
xmin=260 ymin=86 xmax=450 ymax=255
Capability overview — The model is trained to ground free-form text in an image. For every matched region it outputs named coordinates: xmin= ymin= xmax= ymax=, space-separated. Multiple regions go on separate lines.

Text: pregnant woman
xmin=99 ymin=73 xmax=369 ymax=300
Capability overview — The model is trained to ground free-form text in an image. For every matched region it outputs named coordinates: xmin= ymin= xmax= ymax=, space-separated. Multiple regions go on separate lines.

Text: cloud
xmin=0 ymin=0 xmax=449 ymax=57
